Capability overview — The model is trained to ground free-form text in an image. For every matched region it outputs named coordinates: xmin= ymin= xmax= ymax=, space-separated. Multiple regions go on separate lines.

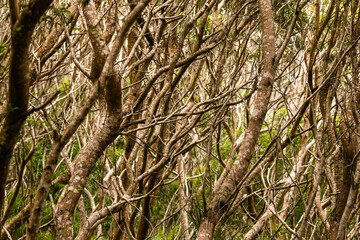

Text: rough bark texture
xmin=54 ymin=1 xmax=151 ymax=239
xmin=195 ymin=0 xmax=276 ymax=238
xmin=26 ymin=6 xmax=104 ymax=237
xmin=55 ymin=115 xmax=122 ymax=239
xmin=1 ymin=204 xmax=30 ymax=240
xmin=3 ymin=0 xmax=360 ymax=239
xmin=27 ymin=85 xmax=100 ymax=240
xmin=0 ymin=0 xmax=54 ymax=227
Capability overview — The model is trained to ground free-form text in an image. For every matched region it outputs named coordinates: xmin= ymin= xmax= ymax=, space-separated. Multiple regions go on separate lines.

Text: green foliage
xmin=73 ymin=207 xmax=81 ymax=237
xmin=51 ymin=6 xmax=72 ymax=18
xmin=38 ymin=231 xmax=56 ymax=240
xmin=0 ymin=41 xmax=7 ymax=61
xmin=219 ymin=136 xmax=232 ymax=159
xmin=59 ymin=75 xmax=70 ymax=92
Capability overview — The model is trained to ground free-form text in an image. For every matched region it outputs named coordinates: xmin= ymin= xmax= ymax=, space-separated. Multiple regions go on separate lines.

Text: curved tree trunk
xmin=196 ymin=0 xmax=276 ymax=238
xmin=0 ymin=1 xmax=54 ymax=238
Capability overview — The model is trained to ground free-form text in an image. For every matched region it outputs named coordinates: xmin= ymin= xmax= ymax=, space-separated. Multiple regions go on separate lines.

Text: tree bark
xmin=54 ymin=1 xmax=151 ymax=238
xmin=196 ymin=0 xmax=276 ymax=238
xmin=0 ymin=0 xmax=54 ymax=231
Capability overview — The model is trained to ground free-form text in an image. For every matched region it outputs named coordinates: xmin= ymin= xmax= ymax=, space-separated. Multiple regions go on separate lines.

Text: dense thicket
xmin=0 ymin=0 xmax=359 ymax=239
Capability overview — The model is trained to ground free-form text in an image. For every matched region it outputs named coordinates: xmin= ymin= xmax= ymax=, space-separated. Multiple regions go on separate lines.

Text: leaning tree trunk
xmin=195 ymin=0 xmax=276 ymax=238
xmin=54 ymin=1 xmax=151 ymax=239
xmin=27 ymin=2 xmax=107 ymax=238
xmin=0 ymin=1 xmax=54 ymax=236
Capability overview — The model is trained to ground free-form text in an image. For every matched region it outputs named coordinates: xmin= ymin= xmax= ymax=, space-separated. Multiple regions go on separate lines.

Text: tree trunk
xmin=196 ymin=0 xmax=276 ymax=238
xmin=0 ymin=2 xmax=54 ymax=237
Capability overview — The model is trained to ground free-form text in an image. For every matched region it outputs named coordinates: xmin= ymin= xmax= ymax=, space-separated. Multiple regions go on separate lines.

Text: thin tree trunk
xmin=54 ymin=1 xmax=151 ymax=238
xmin=0 ymin=1 xmax=54 ymax=237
